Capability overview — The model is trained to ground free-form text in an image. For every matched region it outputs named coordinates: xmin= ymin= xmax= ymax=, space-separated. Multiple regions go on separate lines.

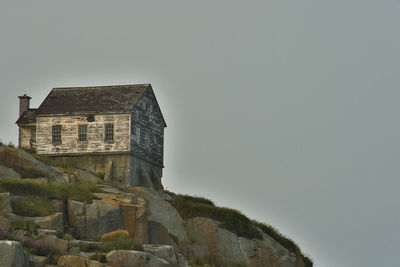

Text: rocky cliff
xmin=0 ymin=145 xmax=312 ymax=267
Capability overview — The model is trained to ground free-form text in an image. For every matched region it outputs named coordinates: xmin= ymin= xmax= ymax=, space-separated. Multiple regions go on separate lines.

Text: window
xmin=52 ymin=125 xmax=62 ymax=143
xmin=78 ymin=125 xmax=87 ymax=141
xmin=105 ymin=124 xmax=114 ymax=141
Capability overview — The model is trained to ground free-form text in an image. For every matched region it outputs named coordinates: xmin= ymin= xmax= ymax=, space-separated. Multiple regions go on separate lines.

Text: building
xmin=16 ymin=84 xmax=166 ymax=189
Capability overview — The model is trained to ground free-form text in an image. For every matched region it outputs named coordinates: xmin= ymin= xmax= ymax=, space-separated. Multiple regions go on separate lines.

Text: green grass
xmin=90 ymin=251 xmax=107 ymax=263
xmin=12 ymin=166 xmax=50 ymax=179
xmin=169 ymin=194 xmax=262 ymax=239
xmin=0 ymin=179 xmax=99 ymax=203
xmin=12 ymin=196 xmax=54 ymax=217
xmin=80 ymin=239 xmax=143 ymax=253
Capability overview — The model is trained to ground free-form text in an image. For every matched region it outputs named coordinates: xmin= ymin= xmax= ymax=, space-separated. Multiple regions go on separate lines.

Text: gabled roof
xmin=16 ymin=109 xmax=37 ymax=125
xmin=36 ymin=84 xmax=151 ymax=116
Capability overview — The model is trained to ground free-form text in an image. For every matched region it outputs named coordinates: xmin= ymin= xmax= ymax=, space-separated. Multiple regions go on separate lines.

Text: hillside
xmin=0 ymin=144 xmax=312 ymax=267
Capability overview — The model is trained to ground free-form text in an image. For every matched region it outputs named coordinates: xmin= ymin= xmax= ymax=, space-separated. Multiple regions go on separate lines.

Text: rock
xmin=51 ymin=199 xmax=65 ymax=213
xmin=57 ymin=255 xmax=104 ymax=267
xmin=68 ymin=196 xmax=147 ymax=241
xmin=0 ymin=164 xmax=21 ymax=179
xmin=69 ymin=169 xmax=102 ymax=184
xmin=29 ymin=254 xmax=46 ymax=267
xmin=0 ymin=216 xmax=11 ymax=231
xmin=177 ymin=253 xmax=190 ymax=267
xmin=0 ymin=146 xmax=68 ymax=182
xmin=0 ymin=192 xmax=12 ymax=214
xmin=132 ymin=187 xmax=187 ymax=242
xmin=186 ymin=217 xmax=291 ymax=266
xmin=143 ymin=244 xmax=178 ymax=267
xmin=37 ymin=228 xmax=58 ymax=236
xmin=34 ymin=212 xmax=64 ymax=233
xmin=147 ymin=221 xmax=176 ymax=247
xmin=106 ymin=250 xmax=170 ymax=267
xmin=12 ymin=230 xmax=27 ymax=240
xmin=42 ymin=235 xmax=69 ymax=254
xmin=0 ymin=240 xmax=29 ymax=267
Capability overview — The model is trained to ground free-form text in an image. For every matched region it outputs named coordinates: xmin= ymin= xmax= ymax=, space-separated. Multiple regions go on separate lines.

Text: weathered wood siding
xmin=36 ymin=114 xmax=131 ymax=155
xmin=130 ymin=89 xmax=164 ymax=167
xmin=18 ymin=126 xmax=34 ymax=149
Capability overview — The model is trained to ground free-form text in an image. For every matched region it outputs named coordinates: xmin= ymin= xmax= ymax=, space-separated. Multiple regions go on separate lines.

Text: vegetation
xmin=90 ymin=251 xmax=107 ymax=263
xmin=12 ymin=196 xmax=54 ymax=217
xmin=169 ymin=194 xmax=262 ymax=239
xmin=12 ymin=167 xmax=50 ymax=179
xmin=170 ymin=194 xmax=312 ymax=266
xmin=188 ymin=254 xmax=246 ymax=267
xmin=33 ymin=154 xmax=79 ymax=173
xmin=80 ymin=239 xmax=143 ymax=253
xmin=95 ymin=171 xmax=105 ymax=179
xmin=0 ymin=179 xmax=100 ymax=203
xmin=100 ymin=230 xmax=129 ymax=242
xmin=11 ymin=218 xmax=38 ymax=233
xmin=253 ymin=221 xmax=313 ymax=266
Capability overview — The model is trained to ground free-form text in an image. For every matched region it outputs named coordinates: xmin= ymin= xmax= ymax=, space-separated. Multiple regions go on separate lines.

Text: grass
xmin=11 ymin=218 xmax=38 ymax=233
xmin=80 ymin=239 xmax=143 ymax=253
xmin=170 ymin=194 xmax=313 ymax=266
xmin=0 ymin=179 xmax=100 ymax=203
xmin=11 ymin=166 xmax=50 ymax=179
xmin=253 ymin=221 xmax=313 ymax=266
xmin=169 ymin=194 xmax=262 ymax=239
xmin=12 ymin=196 xmax=54 ymax=217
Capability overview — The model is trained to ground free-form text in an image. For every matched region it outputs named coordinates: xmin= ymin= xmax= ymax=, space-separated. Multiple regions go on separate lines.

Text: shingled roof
xmin=16 ymin=109 xmax=37 ymax=125
xmin=36 ymin=84 xmax=151 ymax=116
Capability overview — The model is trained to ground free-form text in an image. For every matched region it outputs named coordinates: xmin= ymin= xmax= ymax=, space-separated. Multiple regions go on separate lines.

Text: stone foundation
xmin=50 ymin=153 xmax=163 ymax=190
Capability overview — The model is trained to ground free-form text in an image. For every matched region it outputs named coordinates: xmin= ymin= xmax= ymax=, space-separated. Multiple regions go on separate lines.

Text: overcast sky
xmin=1 ymin=1 xmax=400 ymax=266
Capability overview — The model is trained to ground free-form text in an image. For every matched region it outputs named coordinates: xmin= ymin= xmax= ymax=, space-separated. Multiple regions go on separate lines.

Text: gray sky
xmin=1 ymin=1 xmax=400 ymax=266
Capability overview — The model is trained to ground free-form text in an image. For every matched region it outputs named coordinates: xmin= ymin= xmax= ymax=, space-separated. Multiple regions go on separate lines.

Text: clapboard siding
xmin=36 ymin=114 xmax=131 ymax=155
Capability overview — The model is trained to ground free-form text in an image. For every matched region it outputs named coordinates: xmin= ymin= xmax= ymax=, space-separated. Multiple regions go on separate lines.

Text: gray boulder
xmin=143 ymin=244 xmax=178 ymax=266
xmin=106 ymin=250 xmax=170 ymax=267
xmin=0 ymin=164 xmax=21 ymax=179
xmin=0 ymin=240 xmax=29 ymax=267
xmin=132 ymin=187 xmax=187 ymax=242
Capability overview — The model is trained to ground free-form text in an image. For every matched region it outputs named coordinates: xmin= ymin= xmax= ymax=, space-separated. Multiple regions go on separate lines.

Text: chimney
xmin=18 ymin=94 xmax=31 ymax=116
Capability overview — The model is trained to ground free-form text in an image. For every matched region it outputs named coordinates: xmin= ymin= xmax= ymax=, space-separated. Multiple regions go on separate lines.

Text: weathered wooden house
xmin=16 ymin=84 xmax=166 ymax=189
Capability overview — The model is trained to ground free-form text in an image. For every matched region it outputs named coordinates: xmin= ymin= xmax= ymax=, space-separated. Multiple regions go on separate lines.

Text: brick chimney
xmin=18 ymin=94 xmax=31 ymax=116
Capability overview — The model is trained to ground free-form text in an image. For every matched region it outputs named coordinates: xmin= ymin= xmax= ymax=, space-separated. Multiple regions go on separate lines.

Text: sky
xmin=1 ymin=1 xmax=399 ymax=266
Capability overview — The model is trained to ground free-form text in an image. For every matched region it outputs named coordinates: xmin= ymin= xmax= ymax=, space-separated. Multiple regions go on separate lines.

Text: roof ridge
xmin=52 ymin=84 xmax=151 ymax=90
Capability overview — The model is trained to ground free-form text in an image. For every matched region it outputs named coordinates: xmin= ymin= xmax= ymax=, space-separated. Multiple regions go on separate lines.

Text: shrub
xmin=169 ymin=195 xmax=261 ymax=239
xmin=90 ymin=251 xmax=107 ymax=263
xmin=95 ymin=171 xmax=105 ymax=179
xmin=23 ymin=237 xmax=62 ymax=256
xmin=12 ymin=196 xmax=54 ymax=217
xmin=100 ymin=230 xmax=129 ymax=242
